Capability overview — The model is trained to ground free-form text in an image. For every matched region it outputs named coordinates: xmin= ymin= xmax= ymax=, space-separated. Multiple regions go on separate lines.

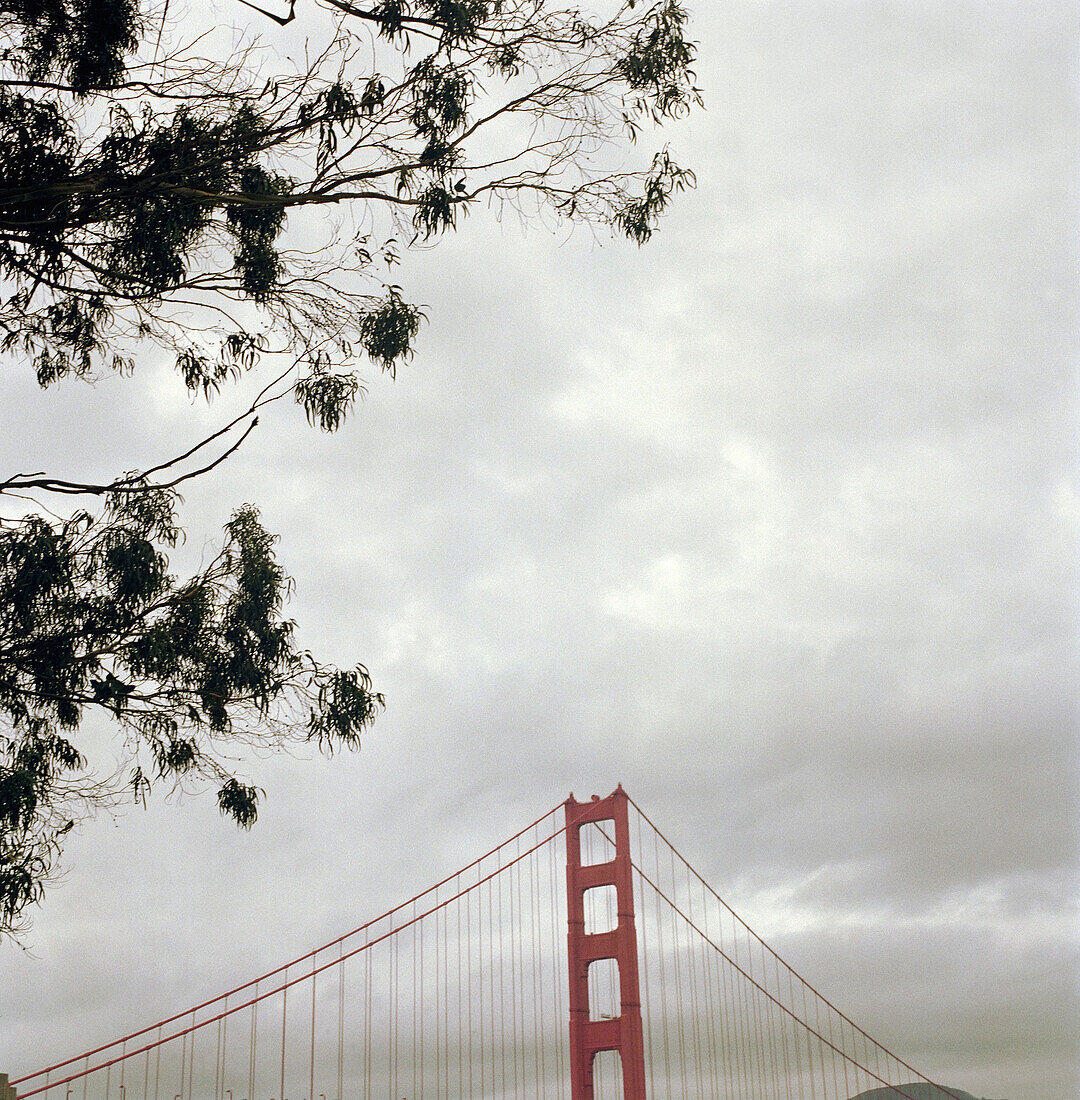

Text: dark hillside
xmin=849 ymin=1086 xmax=1003 ymax=1100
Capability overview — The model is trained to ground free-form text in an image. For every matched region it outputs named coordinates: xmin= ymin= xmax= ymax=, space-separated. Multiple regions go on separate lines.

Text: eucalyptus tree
xmin=0 ymin=0 xmax=699 ymax=936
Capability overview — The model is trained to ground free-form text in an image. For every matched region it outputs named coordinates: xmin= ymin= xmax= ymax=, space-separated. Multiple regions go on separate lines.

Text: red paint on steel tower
xmin=564 ymin=785 xmax=648 ymax=1100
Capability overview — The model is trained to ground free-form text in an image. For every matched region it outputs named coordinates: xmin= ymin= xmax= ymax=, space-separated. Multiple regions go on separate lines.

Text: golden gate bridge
xmin=8 ymin=787 xmax=962 ymax=1100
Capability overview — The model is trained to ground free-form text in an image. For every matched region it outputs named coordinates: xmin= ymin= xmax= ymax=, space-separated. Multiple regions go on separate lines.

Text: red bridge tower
xmin=564 ymin=785 xmax=648 ymax=1100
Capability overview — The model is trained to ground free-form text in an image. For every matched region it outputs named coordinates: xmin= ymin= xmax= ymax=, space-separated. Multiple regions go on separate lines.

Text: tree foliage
xmin=0 ymin=0 xmax=699 ymax=937
xmin=0 ymin=489 xmax=381 ymax=933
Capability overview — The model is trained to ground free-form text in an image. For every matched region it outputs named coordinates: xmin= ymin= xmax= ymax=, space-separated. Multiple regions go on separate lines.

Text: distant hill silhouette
xmin=849 ymin=1085 xmax=1003 ymax=1100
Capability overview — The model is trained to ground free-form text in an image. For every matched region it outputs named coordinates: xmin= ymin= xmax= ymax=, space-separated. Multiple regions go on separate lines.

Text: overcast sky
xmin=2 ymin=1 xmax=1077 ymax=1098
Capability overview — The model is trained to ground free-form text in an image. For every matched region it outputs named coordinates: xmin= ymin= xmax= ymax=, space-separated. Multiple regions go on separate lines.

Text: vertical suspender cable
xmin=486 ymin=862 xmax=495 ymax=1100
xmin=635 ymin=813 xmax=655 ymax=1100
xmin=831 ymin=1003 xmax=844 ymax=1098
xmin=654 ymin=830 xmax=671 ymax=1095
xmin=309 ymin=955 xmax=317 ymax=1100
xmin=475 ymin=869 xmax=484 ymax=1100
xmin=220 ymin=999 xmax=229 ymax=1100
xmin=774 ymin=955 xmax=793 ymax=1100
xmin=739 ymin=936 xmax=753 ymax=1098
xmin=548 ymin=831 xmax=558 ymax=1098
xmin=392 ymin=921 xmax=399 ymax=1100
xmin=755 ymin=943 xmax=771 ymax=1100
xmin=153 ymin=1027 xmax=162 ymax=1100
xmin=711 ymin=900 xmax=727 ymax=1100
xmin=544 ymin=832 xmax=553 ymax=1098
xmin=467 ymin=870 xmax=475 ymax=1100
xmin=248 ymin=991 xmax=257 ymax=1100
xmin=670 ymin=844 xmax=689 ymax=1100
xmin=491 ymin=855 xmax=501 ymax=1100
xmin=457 ymin=874 xmax=464 ymax=1100
xmin=816 ymin=996 xmax=831 ymax=1099
xmin=336 ymin=942 xmax=344 ymax=1100
xmin=812 ymin=993 xmax=832 ymax=1100
xmin=387 ymin=917 xmax=393 ymax=1100
xmin=746 ymin=943 xmax=762 ymax=1098
xmin=528 ymin=841 xmax=541 ymax=1100
xmin=700 ymin=904 xmax=719 ymax=1100
xmin=214 ymin=1018 xmax=222 ymax=1100
xmin=750 ymin=951 xmax=769 ymax=1099
xmin=444 ymin=886 xmax=451 ymax=1100
xmin=501 ymin=853 xmax=510 ymax=1100
xmin=720 ymin=919 xmax=741 ymax=1100
xmin=718 ymin=924 xmax=735 ymax=1100
xmin=871 ymin=1014 xmax=882 ymax=1084
xmin=188 ymin=1012 xmax=195 ymax=1100
xmin=435 ymin=900 xmax=441 ymax=1100
xmin=519 ymin=851 xmax=530 ymax=1100
xmin=786 ymin=966 xmax=804 ymax=1100
xmin=363 ymin=929 xmax=372 ymax=1100
xmin=802 ymin=983 xmax=821 ymax=1100
xmin=412 ymin=907 xmax=418 ymax=1100
xmin=560 ymin=825 xmax=568 ymax=1100
xmin=279 ymin=976 xmax=287 ymax=1100
xmin=695 ymin=886 xmax=711 ymax=1100
xmin=762 ymin=942 xmax=781 ymax=1100
xmin=728 ymin=896 xmax=743 ymax=1100
xmin=483 ymin=874 xmax=490 ymax=1100
xmin=839 ymin=1015 xmax=851 ymax=1100
xmin=419 ymin=898 xmax=425 ymax=1100
xmin=510 ymin=855 xmax=521 ymax=1100
xmin=695 ymin=862 xmax=708 ymax=1100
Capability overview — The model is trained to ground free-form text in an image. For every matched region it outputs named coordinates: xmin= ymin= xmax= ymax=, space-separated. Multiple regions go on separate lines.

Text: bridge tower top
xmin=564 ymin=786 xmax=648 ymax=1100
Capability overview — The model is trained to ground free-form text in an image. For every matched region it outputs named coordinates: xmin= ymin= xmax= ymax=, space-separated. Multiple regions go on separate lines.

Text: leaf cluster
xmin=1 ymin=0 xmax=141 ymax=93
xmin=0 ymin=495 xmax=381 ymax=936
